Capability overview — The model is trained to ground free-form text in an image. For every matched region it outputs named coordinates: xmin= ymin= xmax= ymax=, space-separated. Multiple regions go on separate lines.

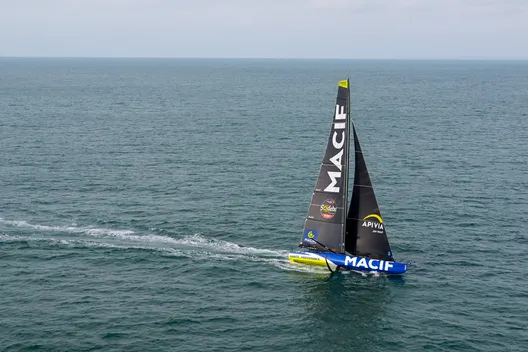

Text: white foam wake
xmin=0 ymin=218 xmax=134 ymax=237
xmin=0 ymin=217 xmax=291 ymax=269
xmin=176 ymin=234 xmax=287 ymax=256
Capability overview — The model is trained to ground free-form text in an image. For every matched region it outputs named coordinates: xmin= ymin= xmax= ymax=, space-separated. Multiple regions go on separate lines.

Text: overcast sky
xmin=1 ymin=0 xmax=527 ymax=59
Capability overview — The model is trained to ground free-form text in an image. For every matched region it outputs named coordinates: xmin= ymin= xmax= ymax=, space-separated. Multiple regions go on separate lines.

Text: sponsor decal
xmin=344 ymin=255 xmax=394 ymax=271
xmin=361 ymin=213 xmax=384 ymax=233
xmin=320 ymin=199 xmax=337 ymax=219
xmin=303 ymin=229 xmax=318 ymax=243
xmin=363 ymin=214 xmax=383 ymax=223
xmin=324 ymin=103 xmax=347 ymax=193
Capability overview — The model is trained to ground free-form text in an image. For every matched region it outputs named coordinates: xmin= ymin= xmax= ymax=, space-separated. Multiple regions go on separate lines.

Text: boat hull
xmin=288 ymin=250 xmax=407 ymax=274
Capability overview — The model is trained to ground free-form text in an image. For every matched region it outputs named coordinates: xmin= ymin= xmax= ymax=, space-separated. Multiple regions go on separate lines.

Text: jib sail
xmin=345 ymin=125 xmax=394 ymax=261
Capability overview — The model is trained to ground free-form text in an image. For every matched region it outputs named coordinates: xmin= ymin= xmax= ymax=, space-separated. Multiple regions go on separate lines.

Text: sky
xmin=1 ymin=0 xmax=527 ymax=59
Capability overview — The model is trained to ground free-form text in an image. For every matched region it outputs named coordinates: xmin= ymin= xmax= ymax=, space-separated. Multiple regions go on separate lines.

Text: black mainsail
xmin=299 ymin=80 xmax=350 ymax=253
xmin=345 ymin=125 xmax=394 ymax=261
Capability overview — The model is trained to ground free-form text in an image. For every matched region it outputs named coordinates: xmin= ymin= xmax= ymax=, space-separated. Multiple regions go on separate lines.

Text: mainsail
xmin=299 ymin=80 xmax=350 ymax=253
xmin=345 ymin=125 xmax=394 ymax=261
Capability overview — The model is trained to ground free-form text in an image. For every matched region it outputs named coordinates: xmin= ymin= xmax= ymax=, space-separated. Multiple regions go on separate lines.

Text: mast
xmin=342 ymin=79 xmax=351 ymax=252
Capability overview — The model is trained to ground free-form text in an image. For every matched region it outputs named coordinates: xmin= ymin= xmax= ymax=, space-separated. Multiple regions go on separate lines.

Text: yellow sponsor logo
xmin=362 ymin=214 xmax=383 ymax=223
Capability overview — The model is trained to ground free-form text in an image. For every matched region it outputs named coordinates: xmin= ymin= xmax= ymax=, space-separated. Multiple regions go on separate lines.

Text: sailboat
xmin=288 ymin=79 xmax=407 ymax=275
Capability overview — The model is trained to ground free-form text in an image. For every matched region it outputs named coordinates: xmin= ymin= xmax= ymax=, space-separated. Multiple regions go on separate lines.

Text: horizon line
xmin=1 ymin=56 xmax=528 ymax=61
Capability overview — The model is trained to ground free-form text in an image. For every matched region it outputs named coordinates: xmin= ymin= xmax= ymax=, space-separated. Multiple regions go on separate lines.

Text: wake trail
xmin=0 ymin=217 xmax=292 ymax=269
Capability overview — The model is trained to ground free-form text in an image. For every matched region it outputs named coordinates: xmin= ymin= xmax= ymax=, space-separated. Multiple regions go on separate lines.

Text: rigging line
xmin=310 ymin=238 xmax=337 ymax=254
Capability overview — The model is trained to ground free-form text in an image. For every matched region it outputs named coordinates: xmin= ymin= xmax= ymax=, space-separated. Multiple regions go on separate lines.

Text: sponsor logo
xmin=361 ymin=213 xmax=384 ymax=233
xmin=324 ymin=104 xmax=347 ymax=193
xmin=344 ymin=255 xmax=394 ymax=271
xmin=303 ymin=229 xmax=318 ymax=244
xmin=363 ymin=214 xmax=383 ymax=223
xmin=320 ymin=199 xmax=337 ymax=219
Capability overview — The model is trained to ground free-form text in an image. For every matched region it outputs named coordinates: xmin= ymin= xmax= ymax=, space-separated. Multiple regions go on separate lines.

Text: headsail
xmin=300 ymin=80 xmax=350 ymax=253
xmin=345 ymin=125 xmax=394 ymax=261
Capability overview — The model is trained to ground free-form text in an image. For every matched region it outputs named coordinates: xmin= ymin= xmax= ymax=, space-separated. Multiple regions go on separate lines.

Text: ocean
xmin=0 ymin=58 xmax=527 ymax=351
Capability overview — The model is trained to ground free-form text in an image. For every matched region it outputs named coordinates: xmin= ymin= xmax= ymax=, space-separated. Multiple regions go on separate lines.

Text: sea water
xmin=1 ymin=58 xmax=527 ymax=351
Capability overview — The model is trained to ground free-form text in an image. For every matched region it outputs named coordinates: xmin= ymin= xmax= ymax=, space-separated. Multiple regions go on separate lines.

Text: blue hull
xmin=288 ymin=250 xmax=407 ymax=275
